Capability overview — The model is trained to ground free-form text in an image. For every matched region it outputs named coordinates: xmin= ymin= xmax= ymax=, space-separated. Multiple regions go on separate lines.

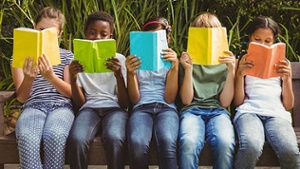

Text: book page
xmin=73 ymin=39 xmax=95 ymax=73
xmin=12 ymin=28 xmax=40 ymax=68
xmin=41 ymin=27 xmax=60 ymax=66
xmin=156 ymin=30 xmax=171 ymax=70
xmin=94 ymin=39 xmax=115 ymax=73
xmin=244 ymin=42 xmax=286 ymax=79
xmin=187 ymin=27 xmax=229 ymax=65
xmin=73 ymin=39 xmax=115 ymax=73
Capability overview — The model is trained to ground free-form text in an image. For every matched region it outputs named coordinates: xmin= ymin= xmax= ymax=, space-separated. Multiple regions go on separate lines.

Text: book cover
xmin=12 ymin=27 xmax=60 ymax=68
xmin=130 ymin=30 xmax=171 ymax=71
xmin=73 ymin=39 xmax=116 ymax=73
xmin=244 ymin=42 xmax=286 ymax=79
xmin=187 ymin=27 xmax=229 ymax=65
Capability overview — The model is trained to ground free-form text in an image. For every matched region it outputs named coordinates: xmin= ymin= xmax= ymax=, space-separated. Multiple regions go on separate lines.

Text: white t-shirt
xmin=234 ymin=75 xmax=292 ymax=123
xmin=77 ymin=53 xmax=127 ymax=110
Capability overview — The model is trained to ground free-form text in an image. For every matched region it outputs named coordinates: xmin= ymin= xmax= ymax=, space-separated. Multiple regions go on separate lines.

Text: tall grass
xmin=1 ymin=0 xmax=300 ymax=91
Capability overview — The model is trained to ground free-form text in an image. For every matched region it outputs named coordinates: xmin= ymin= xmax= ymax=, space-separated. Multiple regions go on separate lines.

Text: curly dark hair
xmin=84 ymin=11 xmax=115 ymax=34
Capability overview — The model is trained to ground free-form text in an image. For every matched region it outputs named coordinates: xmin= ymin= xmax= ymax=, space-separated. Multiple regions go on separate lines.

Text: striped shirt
xmin=11 ymin=48 xmax=74 ymax=108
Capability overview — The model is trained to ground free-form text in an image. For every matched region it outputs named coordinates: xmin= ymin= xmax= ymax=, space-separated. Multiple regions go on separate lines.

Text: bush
xmin=1 ymin=0 xmax=299 ymax=91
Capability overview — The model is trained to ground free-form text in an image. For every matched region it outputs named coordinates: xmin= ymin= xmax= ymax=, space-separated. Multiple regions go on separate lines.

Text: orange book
xmin=244 ymin=42 xmax=286 ymax=79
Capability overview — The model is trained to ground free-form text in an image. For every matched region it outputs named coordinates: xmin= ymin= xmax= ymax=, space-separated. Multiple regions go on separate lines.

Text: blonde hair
xmin=34 ymin=7 xmax=65 ymax=31
xmin=192 ymin=13 xmax=222 ymax=28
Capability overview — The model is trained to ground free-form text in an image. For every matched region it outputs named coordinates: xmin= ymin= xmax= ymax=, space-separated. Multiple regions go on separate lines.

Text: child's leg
xmin=67 ymin=108 xmax=100 ymax=169
xmin=15 ymin=107 xmax=46 ymax=169
xmin=206 ymin=108 xmax=235 ymax=169
xmin=179 ymin=107 xmax=205 ymax=169
xmin=127 ymin=106 xmax=153 ymax=169
xmin=101 ymin=108 xmax=128 ymax=169
xmin=153 ymin=106 xmax=179 ymax=169
xmin=233 ymin=113 xmax=265 ymax=169
xmin=42 ymin=107 xmax=74 ymax=169
xmin=264 ymin=116 xmax=300 ymax=169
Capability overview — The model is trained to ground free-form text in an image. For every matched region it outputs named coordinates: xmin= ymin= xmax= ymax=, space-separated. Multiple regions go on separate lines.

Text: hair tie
xmin=142 ymin=21 xmax=162 ymax=31
xmin=142 ymin=19 xmax=172 ymax=33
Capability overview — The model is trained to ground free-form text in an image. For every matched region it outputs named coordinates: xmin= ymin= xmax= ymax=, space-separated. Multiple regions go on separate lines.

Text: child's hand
xmin=236 ymin=53 xmax=254 ymax=77
xmin=23 ymin=56 xmax=38 ymax=80
xmin=69 ymin=60 xmax=84 ymax=81
xmin=38 ymin=54 xmax=55 ymax=81
xmin=180 ymin=52 xmax=192 ymax=70
xmin=125 ymin=55 xmax=141 ymax=76
xmin=219 ymin=51 xmax=236 ymax=72
xmin=105 ymin=57 xmax=123 ymax=78
xmin=161 ymin=48 xmax=179 ymax=69
xmin=275 ymin=59 xmax=291 ymax=81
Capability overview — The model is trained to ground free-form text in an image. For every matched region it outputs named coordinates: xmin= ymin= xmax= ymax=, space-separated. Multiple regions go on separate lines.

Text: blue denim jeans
xmin=127 ymin=103 xmax=179 ymax=169
xmin=179 ymin=107 xmax=235 ymax=169
xmin=16 ymin=104 xmax=74 ymax=169
xmin=234 ymin=113 xmax=300 ymax=169
xmin=68 ymin=107 xmax=128 ymax=169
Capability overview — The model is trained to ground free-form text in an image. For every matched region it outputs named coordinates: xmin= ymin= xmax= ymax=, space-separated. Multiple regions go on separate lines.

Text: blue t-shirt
xmin=133 ymin=67 xmax=176 ymax=110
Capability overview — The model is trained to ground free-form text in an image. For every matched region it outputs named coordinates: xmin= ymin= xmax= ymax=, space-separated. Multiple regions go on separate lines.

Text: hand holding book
xmin=244 ymin=42 xmax=286 ymax=79
xmin=187 ymin=27 xmax=229 ymax=65
xmin=129 ymin=30 xmax=171 ymax=71
xmin=12 ymin=27 xmax=60 ymax=68
xmin=73 ymin=39 xmax=116 ymax=73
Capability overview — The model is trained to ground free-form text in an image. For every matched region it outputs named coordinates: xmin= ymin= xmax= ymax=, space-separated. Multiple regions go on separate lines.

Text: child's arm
xmin=69 ymin=60 xmax=86 ymax=108
xmin=276 ymin=60 xmax=294 ymax=110
xmin=125 ymin=55 xmax=141 ymax=105
xmin=106 ymin=57 xmax=129 ymax=108
xmin=234 ymin=54 xmax=254 ymax=107
xmin=219 ymin=52 xmax=236 ymax=107
xmin=163 ymin=48 xmax=179 ymax=104
xmin=179 ymin=52 xmax=193 ymax=105
xmin=38 ymin=54 xmax=72 ymax=98
xmin=11 ymin=57 xmax=38 ymax=103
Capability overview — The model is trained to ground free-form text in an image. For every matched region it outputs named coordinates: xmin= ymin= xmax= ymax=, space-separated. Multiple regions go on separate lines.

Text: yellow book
xmin=187 ymin=27 xmax=229 ymax=65
xmin=12 ymin=27 xmax=60 ymax=68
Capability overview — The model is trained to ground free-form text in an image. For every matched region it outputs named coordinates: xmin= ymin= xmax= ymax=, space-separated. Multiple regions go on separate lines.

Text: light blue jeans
xmin=234 ymin=113 xmax=300 ymax=169
xmin=15 ymin=103 xmax=74 ymax=169
xmin=127 ymin=103 xmax=179 ymax=169
xmin=68 ymin=107 xmax=128 ymax=169
xmin=179 ymin=107 xmax=235 ymax=169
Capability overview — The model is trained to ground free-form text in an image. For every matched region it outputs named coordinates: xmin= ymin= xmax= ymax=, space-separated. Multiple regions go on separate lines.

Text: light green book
xmin=73 ymin=39 xmax=116 ymax=73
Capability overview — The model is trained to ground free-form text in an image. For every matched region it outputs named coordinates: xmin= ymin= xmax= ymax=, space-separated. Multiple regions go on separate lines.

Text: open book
xmin=187 ymin=27 xmax=229 ymax=65
xmin=244 ymin=42 xmax=286 ymax=79
xmin=73 ymin=39 xmax=116 ymax=73
xmin=130 ymin=30 xmax=171 ymax=71
xmin=12 ymin=27 xmax=60 ymax=68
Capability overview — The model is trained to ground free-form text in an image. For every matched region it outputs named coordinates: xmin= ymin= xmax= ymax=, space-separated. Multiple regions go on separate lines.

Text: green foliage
xmin=1 ymin=0 xmax=300 ymax=91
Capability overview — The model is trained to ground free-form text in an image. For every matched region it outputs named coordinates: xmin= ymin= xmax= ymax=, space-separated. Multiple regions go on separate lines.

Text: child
xmin=126 ymin=16 xmax=179 ymax=169
xmin=178 ymin=13 xmax=236 ymax=169
xmin=11 ymin=7 xmax=74 ymax=169
xmin=233 ymin=16 xmax=300 ymax=169
xmin=67 ymin=11 xmax=129 ymax=169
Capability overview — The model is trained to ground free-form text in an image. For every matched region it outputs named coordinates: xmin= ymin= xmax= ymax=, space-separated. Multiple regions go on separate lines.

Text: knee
xmin=213 ymin=135 xmax=235 ymax=151
xmin=179 ymin=136 xmax=203 ymax=155
xmin=238 ymin=134 xmax=263 ymax=155
xmin=128 ymin=136 xmax=149 ymax=155
xmin=43 ymin=129 xmax=67 ymax=145
xmin=17 ymin=133 xmax=40 ymax=146
xmin=103 ymin=131 xmax=126 ymax=148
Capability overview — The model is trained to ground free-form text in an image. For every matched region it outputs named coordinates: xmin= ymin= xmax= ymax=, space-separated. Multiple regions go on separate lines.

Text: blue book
xmin=130 ymin=30 xmax=171 ymax=71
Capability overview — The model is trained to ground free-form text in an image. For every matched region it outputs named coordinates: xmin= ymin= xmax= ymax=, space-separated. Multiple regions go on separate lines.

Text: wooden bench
xmin=1 ymin=62 xmax=300 ymax=168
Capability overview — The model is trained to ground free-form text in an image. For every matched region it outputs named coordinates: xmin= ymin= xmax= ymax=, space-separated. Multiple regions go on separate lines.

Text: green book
xmin=73 ymin=39 xmax=116 ymax=73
